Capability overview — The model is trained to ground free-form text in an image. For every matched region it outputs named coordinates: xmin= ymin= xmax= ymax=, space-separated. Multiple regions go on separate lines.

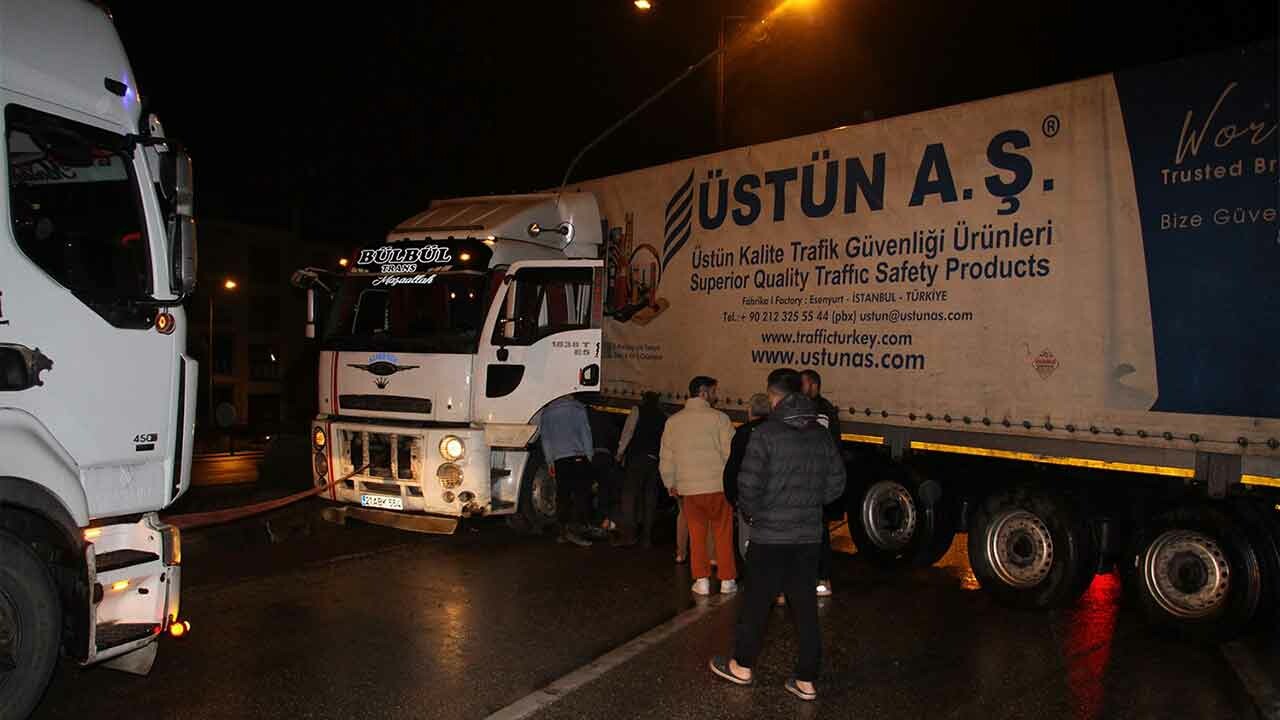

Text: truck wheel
xmin=508 ymin=454 xmax=557 ymax=536
xmin=849 ymin=470 xmax=956 ymax=568
xmin=0 ymin=531 xmax=62 ymax=720
xmin=1132 ymin=505 xmax=1261 ymax=642
xmin=1230 ymin=500 xmax=1280 ymax=630
xmin=968 ymin=488 xmax=1097 ymax=609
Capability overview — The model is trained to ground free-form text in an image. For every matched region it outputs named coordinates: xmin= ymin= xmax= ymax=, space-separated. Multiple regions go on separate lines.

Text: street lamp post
xmin=716 ymin=15 xmax=748 ymax=149
xmin=573 ymin=0 xmax=815 ymax=190
xmin=208 ymin=278 xmax=237 ymax=424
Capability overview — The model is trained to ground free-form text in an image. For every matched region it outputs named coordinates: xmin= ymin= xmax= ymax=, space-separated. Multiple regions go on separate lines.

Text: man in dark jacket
xmin=587 ymin=407 xmax=622 ymax=538
xmin=800 ymin=370 xmax=840 ymax=446
xmin=709 ymin=376 xmax=846 ymax=702
xmin=801 ymin=369 xmax=843 ymax=596
xmin=723 ymin=392 xmax=770 ymax=559
xmin=614 ymin=391 xmax=667 ymax=547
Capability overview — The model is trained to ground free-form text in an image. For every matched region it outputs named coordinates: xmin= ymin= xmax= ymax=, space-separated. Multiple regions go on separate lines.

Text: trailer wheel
xmin=0 ymin=530 xmax=62 ymax=720
xmin=1132 ymin=505 xmax=1261 ymax=642
xmin=849 ymin=470 xmax=955 ymax=568
xmin=1230 ymin=500 xmax=1280 ymax=630
xmin=508 ymin=453 xmax=557 ymax=535
xmin=968 ymin=488 xmax=1097 ymax=609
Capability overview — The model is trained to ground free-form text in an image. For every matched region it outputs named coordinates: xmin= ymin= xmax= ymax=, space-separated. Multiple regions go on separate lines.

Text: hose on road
xmin=164 ymin=465 xmax=368 ymax=530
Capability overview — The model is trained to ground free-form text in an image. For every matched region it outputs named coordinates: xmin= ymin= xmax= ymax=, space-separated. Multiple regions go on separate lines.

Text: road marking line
xmin=1222 ymin=641 xmax=1280 ymax=720
xmin=486 ymin=596 xmax=731 ymax=720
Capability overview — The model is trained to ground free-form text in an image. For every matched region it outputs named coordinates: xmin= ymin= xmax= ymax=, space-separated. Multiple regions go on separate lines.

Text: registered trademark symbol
xmin=1042 ymin=114 xmax=1061 ymax=138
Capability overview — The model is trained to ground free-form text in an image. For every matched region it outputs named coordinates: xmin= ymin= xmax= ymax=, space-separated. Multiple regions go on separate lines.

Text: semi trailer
xmin=299 ymin=41 xmax=1278 ymax=639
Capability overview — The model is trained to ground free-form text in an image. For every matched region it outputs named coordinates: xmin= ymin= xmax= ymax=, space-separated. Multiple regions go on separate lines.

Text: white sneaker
xmin=691 ymin=578 xmax=712 ymax=595
xmin=816 ymin=580 xmax=832 ymax=597
xmin=720 ymin=579 xmax=739 ymax=594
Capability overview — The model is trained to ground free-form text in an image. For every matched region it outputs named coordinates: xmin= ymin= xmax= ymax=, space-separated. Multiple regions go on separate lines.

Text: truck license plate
xmin=360 ymin=494 xmax=403 ymax=511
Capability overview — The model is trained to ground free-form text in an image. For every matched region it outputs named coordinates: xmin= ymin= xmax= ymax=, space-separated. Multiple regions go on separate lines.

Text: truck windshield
xmin=322 ymin=272 xmax=497 ymax=354
xmin=6 ymin=104 xmax=154 ymax=328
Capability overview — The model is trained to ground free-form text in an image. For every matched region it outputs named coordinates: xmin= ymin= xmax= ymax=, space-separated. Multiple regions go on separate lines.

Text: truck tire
xmin=508 ymin=453 xmax=557 ymax=536
xmin=0 ymin=530 xmax=62 ymax=720
xmin=848 ymin=469 xmax=956 ymax=568
xmin=1131 ymin=505 xmax=1261 ymax=642
xmin=968 ymin=487 xmax=1097 ymax=609
xmin=1230 ymin=500 xmax=1280 ymax=630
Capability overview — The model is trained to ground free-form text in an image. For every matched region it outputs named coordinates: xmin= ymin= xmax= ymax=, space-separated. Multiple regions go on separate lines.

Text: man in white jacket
xmin=660 ymin=376 xmax=737 ymax=595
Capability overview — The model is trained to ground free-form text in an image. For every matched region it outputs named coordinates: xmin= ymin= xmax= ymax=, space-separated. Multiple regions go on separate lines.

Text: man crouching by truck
xmin=709 ymin=374 xmax=846 ymax=702
xmin=539 ymin=395 xmax=597 ymax=547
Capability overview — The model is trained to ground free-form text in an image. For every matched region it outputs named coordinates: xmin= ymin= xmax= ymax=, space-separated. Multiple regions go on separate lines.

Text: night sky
xmin=110 ymin=1 xmax=1277 ymax=248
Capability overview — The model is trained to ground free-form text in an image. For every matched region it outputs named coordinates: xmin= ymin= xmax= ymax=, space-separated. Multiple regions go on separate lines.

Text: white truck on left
xmin=0 ymin=2 xmax=197 ymax=718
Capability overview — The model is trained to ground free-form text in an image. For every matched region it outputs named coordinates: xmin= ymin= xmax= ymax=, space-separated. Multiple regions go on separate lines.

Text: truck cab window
xmin=6 ymin=104 xmax=153 ymax=327
xmin=323 ymin=272 xmax=489 ymax=355
xmin=494 ymin=267 xmax=595 ymax=346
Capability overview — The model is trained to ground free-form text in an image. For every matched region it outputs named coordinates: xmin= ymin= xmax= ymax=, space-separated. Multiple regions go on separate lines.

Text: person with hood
xmin=709 ymin=373 xmax=846 ymax=702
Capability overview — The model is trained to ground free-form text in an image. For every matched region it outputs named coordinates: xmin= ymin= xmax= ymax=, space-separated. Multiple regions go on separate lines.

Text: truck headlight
xmin=313 ymin=426 xmax=327 ymax=449
xmin=440 ymin=435 xmax=465 ymax=461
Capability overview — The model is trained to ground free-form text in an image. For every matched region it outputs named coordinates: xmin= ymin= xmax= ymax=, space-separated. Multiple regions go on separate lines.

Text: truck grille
xmin=340 ymin=395 xmax=432 ymax=414
xmin=341 ymin=430 xmax=419 ymax=481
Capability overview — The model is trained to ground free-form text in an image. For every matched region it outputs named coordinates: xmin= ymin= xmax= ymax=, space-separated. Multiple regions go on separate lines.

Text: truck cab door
xmin=474 ymin=260 xmax=603 ymax=425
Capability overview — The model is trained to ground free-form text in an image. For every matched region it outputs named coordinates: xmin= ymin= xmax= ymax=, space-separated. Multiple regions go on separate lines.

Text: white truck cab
xmin=302 ymin=192 xmax=603 ymax=532
xmin=0 ymin=2 xmax=196 ymax=718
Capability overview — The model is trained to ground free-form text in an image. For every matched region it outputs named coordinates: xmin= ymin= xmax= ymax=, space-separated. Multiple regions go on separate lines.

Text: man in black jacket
xmin=723 ymin=393 xmax=770 ymax=560
xmin=801 ymin=369 xmax=843 ymax=597
xmin=614 ymin=392 xmax=667 ymax=547
xmin=800 ymin=370 xmax=840 ymax=446
xmin=709 ymin=376 xmax=846 ymax=702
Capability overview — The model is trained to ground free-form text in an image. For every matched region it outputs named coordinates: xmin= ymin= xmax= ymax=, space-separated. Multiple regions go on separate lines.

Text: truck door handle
xmin=0 ymin=344 xmax=53 ymax=391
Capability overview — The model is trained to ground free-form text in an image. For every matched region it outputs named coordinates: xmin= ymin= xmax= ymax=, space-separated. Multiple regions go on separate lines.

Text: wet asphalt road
xmin=31 ymin=499 xmax=1278 ymax=720
xmin=189 ymin=453 xmax=263 ymax=487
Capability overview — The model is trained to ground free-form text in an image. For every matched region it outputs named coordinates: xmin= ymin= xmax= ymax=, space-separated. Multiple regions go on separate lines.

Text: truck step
xmin=95 ymin=549 xmax=159 ymax=574
xmin=96 ymin=622 xmax=158 ymax=652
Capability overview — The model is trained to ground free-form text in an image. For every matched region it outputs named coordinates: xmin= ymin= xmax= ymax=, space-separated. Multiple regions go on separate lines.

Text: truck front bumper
xmin=318 ymin=421 xmax=491 ymax=517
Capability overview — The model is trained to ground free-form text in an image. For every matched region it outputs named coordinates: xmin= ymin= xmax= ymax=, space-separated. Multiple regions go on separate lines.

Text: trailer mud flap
xmin=1196 ymin=452 xmax=1242 ymax=499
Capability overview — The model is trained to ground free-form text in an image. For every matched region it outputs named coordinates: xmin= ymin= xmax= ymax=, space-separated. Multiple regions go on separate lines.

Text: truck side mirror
xmin=171 ymin=215 xmax=197 ymax=295
xmin=305 ymin=287 xmax=317 ymax=339
xmin=166 ymin=148 xmax=196 ymax=295
xmin=173 ymin=149 xmax=194 ymax=217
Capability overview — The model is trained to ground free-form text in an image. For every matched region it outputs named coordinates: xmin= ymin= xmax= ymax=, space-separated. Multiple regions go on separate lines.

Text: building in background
xmin=188 ymin=219 xmax=343 ymax=451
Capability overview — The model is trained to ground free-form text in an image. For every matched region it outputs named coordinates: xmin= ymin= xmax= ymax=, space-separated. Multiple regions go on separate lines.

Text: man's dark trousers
xmin=620 ymin=455 xmax=660 ymax=544
xmin=554 ymin=456 xmax=593 ymax=529
xmin=734 ymin=542 xmax=822 ymax=682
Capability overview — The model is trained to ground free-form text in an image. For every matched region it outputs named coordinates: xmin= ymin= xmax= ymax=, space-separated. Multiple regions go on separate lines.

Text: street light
xmin=564 ymin=0 xmax=818 ymax=189
xmin=628 ymin=0 xmax=820 ymax=149
xmin=716 ymin=15 xmax=748 ymax=149
xmin=209 ymin=278 xmax=237 ymax=423
xmin=338 ymin=258 xmax=349 ymax=268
